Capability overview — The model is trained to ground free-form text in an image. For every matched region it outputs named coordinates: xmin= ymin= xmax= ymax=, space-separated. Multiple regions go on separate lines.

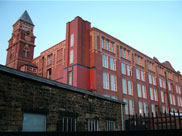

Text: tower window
xmin=47 ymin=68 xmax=52 ymax=79
xmin=47 ymin=54 xmax=53 ymax=66
xmin=68 ymin=71 xmax=73 ymax=85
xmin=23 ymin=48 xmax=29 ymax=58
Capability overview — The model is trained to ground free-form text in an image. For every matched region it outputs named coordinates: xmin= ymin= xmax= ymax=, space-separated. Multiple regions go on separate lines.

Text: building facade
xmin=6 ymin=11 xmax=182 ymax=117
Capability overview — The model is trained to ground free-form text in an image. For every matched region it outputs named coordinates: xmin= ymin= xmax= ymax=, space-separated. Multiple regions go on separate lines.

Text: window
xmin=142 ymin=85 xmax=146 ymax=98
xmin=173 ymin=95 xmax=176 ymax=105
xmin=168 ymin=82 xmax=172 ymax=91
xmin=110 ymin=74 xmax=116 ymax=91
xmin=110 ymin=57 xmax=115 ymax=70
xmin=128 ymin=80 xmax=133 ymax=95
xmin=161 ymin=91 xmax=164 ymax=103
xmin=136 ymin=69 xmax=140 ymax=80
xmin=121 ymin=63 xmax=126 ymax=74
xmin=103 ymin=72 xmax=109 ymax=89
xmin=123 ymin=48 xmax=126 ymax=58
xmin=102 ymin=54 xmax=108 ymax=68
xmin=23 ymin=48 xmax=29 ymax=58
xmin=88 ymin=119 xmax=98 ymax=131
xmin=154 ymin=89 xmax=158 ymax=101
xmin=143 ymin=103 xmax=148 ymax=115
xmin=111 ymin=42 xmax=114 ymax=52
xmin=151 ymin=104 xmax=156 ymax=117
xmin=123 ymin=98 xmax=128 ymax=115
xmin=47 ymin=68 xmax=52 ymax=79
xmin=137 ymin=84 xmax=142 ymax=97
xmin=47 ymin=54 xmax=52 ymax=65
xmin=111 ymin=96 xmax=117 ymax=100
xmin=127 ymin=50 xmax=130 ymax=60
xmin=159 ymin=78 xmax=162 ymax=87
xmin=126 ymin=64 xmax=132 ymax=76
xmin=129 ymin=99 xmax=134 ymax=115
xmin=163 ymin=80 xmax=166 ymax=89
xmin=122 ymin=78 xmax=127 ymax=94
xmin=152 ymin=76 xmax=156 ymax=85
xmin=141 ymin=71 xmax=145 ymax=81
xmin=22 ymin=113 xmax=46 ymax=132
xmin=70 ymin=50 xmax=74 ymax=64
xmin=150 ymin=88 xmax=154 ymax=100
xmin=68 ymin=71 xmax=73 ymax=85
xmin=106 ymin=121 xmax=115 ymax=131
xmin=138 ymin=101 xmax=143 ymax=115
xmin=106 ymin=40 xmax=109 ymax=50
xmin=101 ymin=37 xmax=104 ymax=48
xmin=148 ymin=74 xmax=152 ymax=84
xmin=70 ymin=34 xmax=74 ymax=47
xmin=58 ymin=117 xmax=76 ymax=132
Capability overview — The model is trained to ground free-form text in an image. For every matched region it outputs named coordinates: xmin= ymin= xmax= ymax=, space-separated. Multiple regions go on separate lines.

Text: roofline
xmin=0 ymin=65 xmax=124 ymax=104
xmin=91 ymin=27 xmax=181 ymax=75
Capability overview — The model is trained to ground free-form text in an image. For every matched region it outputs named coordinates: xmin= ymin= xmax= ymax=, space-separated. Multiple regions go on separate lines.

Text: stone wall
xmin=0 ymin=65 xmax=124 ymax=131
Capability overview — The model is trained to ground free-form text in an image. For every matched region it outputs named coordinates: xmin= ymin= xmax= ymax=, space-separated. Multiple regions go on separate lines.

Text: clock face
xmin=25 ymin=36 xmax=31 ymax=42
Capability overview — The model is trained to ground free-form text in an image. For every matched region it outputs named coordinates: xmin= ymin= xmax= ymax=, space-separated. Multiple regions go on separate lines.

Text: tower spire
xmin=18 ymin=10 xmax=34 ymax=25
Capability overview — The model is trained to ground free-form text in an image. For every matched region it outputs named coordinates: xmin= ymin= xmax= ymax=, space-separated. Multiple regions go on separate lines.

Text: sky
xmin=0 ymin=0 xmax=182 ymax=73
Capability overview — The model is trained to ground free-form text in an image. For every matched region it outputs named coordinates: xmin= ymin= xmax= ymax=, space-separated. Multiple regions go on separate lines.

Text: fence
xmin=125 ymin=110 xmax=182 ymax=130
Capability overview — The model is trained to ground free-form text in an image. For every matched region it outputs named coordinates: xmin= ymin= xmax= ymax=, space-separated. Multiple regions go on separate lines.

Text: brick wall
xmin=0 ymin=65 xmax=124 ymax=132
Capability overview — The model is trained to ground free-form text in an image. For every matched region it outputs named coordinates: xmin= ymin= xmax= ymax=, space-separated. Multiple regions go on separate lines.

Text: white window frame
xmin=102 ymin=54 xmax=108 ymax=68
xmin=110 ymin=74 xmax=116 ymax=91
xmin=70 ymin=34 xmax=74 ymax=47
xmin=103 ymin=72 xmax=109 ymax=90
xmin=70 ymin=50 xmax=74 ymax=64
xmin=122 ymin=78 xmax=127 ymax=94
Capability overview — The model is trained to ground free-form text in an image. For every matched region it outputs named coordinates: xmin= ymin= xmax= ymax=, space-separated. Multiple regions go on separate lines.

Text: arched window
xmin=23 ymin=46 xmax=29 ymax=58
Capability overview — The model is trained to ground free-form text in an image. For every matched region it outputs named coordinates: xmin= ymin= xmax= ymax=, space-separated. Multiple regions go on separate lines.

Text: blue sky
xmin=0 ymin=1 xmax=182 ymax=73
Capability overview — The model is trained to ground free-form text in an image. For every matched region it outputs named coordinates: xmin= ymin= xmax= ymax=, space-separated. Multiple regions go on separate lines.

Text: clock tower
xmin=6 ymin=10 xmax=36 ymax=71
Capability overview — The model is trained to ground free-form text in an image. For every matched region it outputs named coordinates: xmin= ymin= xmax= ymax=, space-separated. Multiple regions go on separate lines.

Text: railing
xmin=125 ymin=110 xmax=182 ymax=130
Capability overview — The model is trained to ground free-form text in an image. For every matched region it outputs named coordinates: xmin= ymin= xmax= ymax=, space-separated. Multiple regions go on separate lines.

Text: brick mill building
xmin=6 ymin=10 xmax=182 ymax=117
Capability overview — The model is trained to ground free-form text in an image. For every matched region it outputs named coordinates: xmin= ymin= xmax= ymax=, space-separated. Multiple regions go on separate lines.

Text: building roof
xmin=0 ymin=64 xmax=124 ymax=105
xmin=18 ymin=10 xmax=34 ymax=25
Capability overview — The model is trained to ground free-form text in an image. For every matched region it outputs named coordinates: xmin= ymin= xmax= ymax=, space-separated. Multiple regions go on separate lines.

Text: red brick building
xmin=6 ymin=11 xmax=182 ymax=116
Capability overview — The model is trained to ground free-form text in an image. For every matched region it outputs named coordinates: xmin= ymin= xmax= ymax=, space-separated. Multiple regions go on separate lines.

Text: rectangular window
xmin=102 ymin=54 xmax=108 ymax=68
xmin=143 ymin=103 xmax=148 ymax=115
xmin=122 ymin=78 xmax=127 ymax=94
xmin=129 ymin=99 xmax=134 ymax=115
xmin=159 ymin=78 xmax=162 ymax=87
xmin=154 ymin=89 xmax=158 ymax=101
xmin=68 ymin=71 xmax=73 ymax=85
xmin=128 ymin=80 xmax=133 ymax=95
xmin=148 ymin=74 xmax=152 ymax=84
xmin=163 ymin=80 xmax=166 ymax=89
xmin=101 ymin=37 xmax=104 ymax=48
xmin=168 ymin=82 xmax=171 ymax=91
xmin=142 ymin=85 xmax=146 ymax=98
xmin=106 ymin=40 xmax=109 ymax=50
xmin=173 ymin=95 xmax=176 ymax=105
xmin=127 ymin=50 xmax=130 ymax=60
xmin=123 ymin=48 xmax=126 ymax=58
xmin=126 ymin=64 xmax=132 ymax=76
xmin=70 ymin=50 xmax=74 ymax=64
xmin=106 ymin=121 xmax=115 ymax=131
xmin=141 ymin=71 xmax=145 ymax=81
xmin=47 ymin=54 xmax=52 ymax=66
xmin=121 ymin=63 xmax=126 ymax=75
xmin=110 ymin=74 xmax=116 ymax=91
xmin=58 ymin=117 xmax=76 ymax=132
xmin=169 ymin=94 xmax=173 ymax=105
xmin=110 ymin=42 xmax=114 ymax=52
xmin=120 ymin=47 xmax=122 ymax=58
xmin=47 ymin=68 xmax=52 ymax=79
xmin=152 ymin=76 xmax=156 ymax=85
xmin=137 ymin=84 xmax=142 ymax=97
xmin=150 ymin=88 xmax=154 ymax=100
xmin=123 ymin=98 xmax=128 ymax=115
xmin=110 ymin=57 xmax=115 ymax=70
xmin=70 ymin=34 xmax=74 ymax=47
xmin=103 ymin=72 xmax=109 ymax=89
xmin=136 ymin=69 xmax=140 ymax=80
xmin=161 ymin=91 xmax=164 ymax=103
xmin=88 ymin=119 xmax=98 ymax=131
xmin=138 ymin=101 xmax=143 ymax=116
xmin=151 ymin=104 xmax=155 ymax=117
xmin=22 ymin=113 xmax=46 ymax=132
